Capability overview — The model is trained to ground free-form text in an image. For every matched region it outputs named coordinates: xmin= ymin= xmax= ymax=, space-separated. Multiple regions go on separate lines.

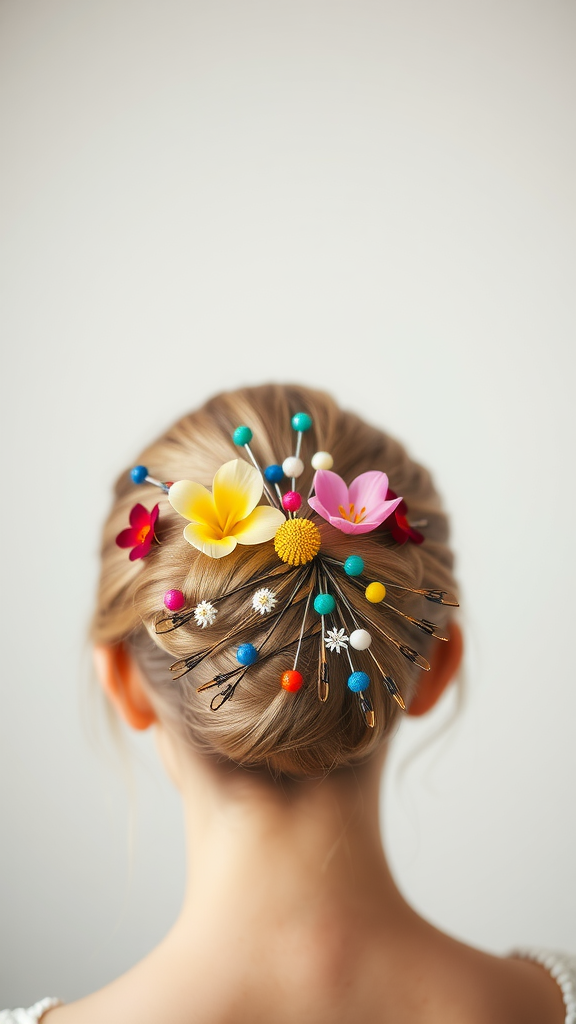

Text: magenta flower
xmin=115 ymin=503 xmax=159 ymax=560
xmin=309 ymin=470 xmax=402 ymax=535
xmin=385 ymin=488 xmax=424 ymax=545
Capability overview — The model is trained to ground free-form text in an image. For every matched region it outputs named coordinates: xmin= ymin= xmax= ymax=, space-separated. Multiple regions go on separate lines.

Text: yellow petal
xmin=183 ymin=522 xmax=238 ymax=558
xmin=230 ymin=505 xmax=286 ymax=546
xmin=169 ymin=480 xmax=220 ymax=530
xmin=212 ymin=459 xmax=263 ymax=533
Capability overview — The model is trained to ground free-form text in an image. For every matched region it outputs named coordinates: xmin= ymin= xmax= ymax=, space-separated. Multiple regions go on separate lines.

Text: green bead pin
xmin=232 ymin=425 xmax=281 ymax=510
xmin=284 ymin=412 xmax=313 ymax=490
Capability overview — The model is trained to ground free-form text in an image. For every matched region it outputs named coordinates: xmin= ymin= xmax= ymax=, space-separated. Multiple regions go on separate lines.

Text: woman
xmin=4 ymin=383 xmax=573 ymax=1023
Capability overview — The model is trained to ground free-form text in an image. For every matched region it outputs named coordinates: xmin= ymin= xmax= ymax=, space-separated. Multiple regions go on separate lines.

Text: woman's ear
xmin=93 ymin=644 xmax=157 ymax=730
xmin=406 ymin=620 xmax=463 ymax=717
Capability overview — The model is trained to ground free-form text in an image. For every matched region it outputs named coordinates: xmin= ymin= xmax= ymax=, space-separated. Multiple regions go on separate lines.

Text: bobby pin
xmin=184 ymin=565 xmax=314 ymax=689
xmin=321 ymin=557 xmax=458 ymax=608
xmin=324 ymin=571 xmax=406 ymax=711
xmin=201 ymin=627 xmax=323 ymax=710
xmin=156 ymin=563 xmax=302 ymax=634
xmin=328 ymin=590 xmax=374 ymax=729
xmin=322 ymin=563 xmax=430 ymax=672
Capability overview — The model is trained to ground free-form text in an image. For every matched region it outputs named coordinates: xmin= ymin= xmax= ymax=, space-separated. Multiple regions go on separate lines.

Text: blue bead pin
xmin=236 ymin=643 xmax=259 ymax=666
xmin=264 ymin=463 xmax=285 ymax=505
xmin=130 ymin=465 xmax=170 ymax=493
xmin=343 ymin=630 xmax=375 ymax=727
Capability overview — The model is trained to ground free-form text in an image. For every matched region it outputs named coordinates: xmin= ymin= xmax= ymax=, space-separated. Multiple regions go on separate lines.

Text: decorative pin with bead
xmin=232 ymin=425 xmax=282 ymax=510
xmin=311 ymin=451 xmax=333 ymax=471
xmin=282 ymin=455 xmax=305 ymax=490
xmin=308 ymin=451 xmax=333 ymax=499
xmin=131 ymin=465 xmax=171 ymax=493
xmin=365 ymin=582 xmax=386 ymax=604
xmin=324 ymin=587 xmax=374 ymax=728
xmin=349 ymin=629 xmax=372 ymax=651
xmin=313 ymin=590 xmax=337 ymax=702
xmin=282 ymin=490 xmax=302 ymax=517
xmin=236 ymin=643 xmax=258 ymax=666
xmin=291 ymin=412 xmax=312 ymax=461
xmin=284 ymin=411 xmax=312 ymax=489
xmin=347 ymin=659 xmax=374 ymax=729
xmin=280 ymin=586 xmax=313 ymax=693
xmin=344 ymin=555 xmax=364 ymax=577
xmin=163 ymin=589 xmax=186 ymax=612
xmin=264 ymin=464 xmax=285 ymax=505
xmin=347 ymin=666 xmax=374 ymax=728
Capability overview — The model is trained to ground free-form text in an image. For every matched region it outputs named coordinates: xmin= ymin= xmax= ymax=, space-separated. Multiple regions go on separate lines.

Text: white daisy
xmin=193 ymin=600 xmax=218 ymax=628
xmin=324 ymin=627 xmax=349 ymax=653
xmin=251 ymin=587 xmax=277 ymax=615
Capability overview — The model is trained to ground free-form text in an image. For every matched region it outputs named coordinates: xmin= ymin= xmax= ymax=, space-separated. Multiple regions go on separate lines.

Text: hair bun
xmin=93 ymin=383 xmax=458 ymax=777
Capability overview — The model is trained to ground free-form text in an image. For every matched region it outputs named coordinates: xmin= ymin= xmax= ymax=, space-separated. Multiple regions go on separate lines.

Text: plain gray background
xmin=1 ymin=0 xmax=575 ymax=1007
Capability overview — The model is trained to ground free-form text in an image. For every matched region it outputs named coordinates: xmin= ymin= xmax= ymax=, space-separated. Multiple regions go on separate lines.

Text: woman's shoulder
xmin=0 ymin=1000 xmax=61 ymax=1024
xmin=510 ymin=948 xmax=576 ymax=1023
xmin=2 ymin=948 xmax=575 ymax=1024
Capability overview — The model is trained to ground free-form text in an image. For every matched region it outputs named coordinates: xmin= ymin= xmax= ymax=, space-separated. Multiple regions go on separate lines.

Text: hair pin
xmin=232 ymin=426 xmax=282 ymax=510
xmin=130 ymin=465 xmax=171 ymax=492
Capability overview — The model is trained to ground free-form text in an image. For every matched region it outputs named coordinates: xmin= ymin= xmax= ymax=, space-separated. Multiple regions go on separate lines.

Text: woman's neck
xmin=168 ymin=738 xmax=409 ymax=940
xmin=51 ymin=732 xmax=567 ymax=1024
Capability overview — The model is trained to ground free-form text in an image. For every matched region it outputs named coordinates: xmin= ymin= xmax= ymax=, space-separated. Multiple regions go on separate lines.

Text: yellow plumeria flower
xmin=168 ymin=459 xmax=285 ymax=559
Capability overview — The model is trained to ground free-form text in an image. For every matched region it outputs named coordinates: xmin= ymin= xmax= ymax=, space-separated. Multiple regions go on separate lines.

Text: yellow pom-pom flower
xmin=274 ymin=518 xmax=321 ymax=565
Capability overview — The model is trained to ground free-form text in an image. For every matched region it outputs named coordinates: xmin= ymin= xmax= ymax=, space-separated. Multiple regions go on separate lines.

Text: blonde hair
xmin=91 ymin=383 xmax=457 ymax=776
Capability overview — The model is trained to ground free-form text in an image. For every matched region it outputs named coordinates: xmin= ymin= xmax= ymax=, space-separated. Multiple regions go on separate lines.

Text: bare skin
xmin=45 ymin=632 xmax=565 ymax=1024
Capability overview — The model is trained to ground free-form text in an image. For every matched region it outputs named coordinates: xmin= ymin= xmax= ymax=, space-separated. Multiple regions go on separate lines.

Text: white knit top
xmin=0 ymin=999 xmax=61 ymax=1024
xmin=1 ymin=950 xmax=575 ymax=1023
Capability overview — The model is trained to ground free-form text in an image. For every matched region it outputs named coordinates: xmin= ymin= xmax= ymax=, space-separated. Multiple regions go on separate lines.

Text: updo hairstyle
xmin=91 ymin=383 xmax=458 ymax=776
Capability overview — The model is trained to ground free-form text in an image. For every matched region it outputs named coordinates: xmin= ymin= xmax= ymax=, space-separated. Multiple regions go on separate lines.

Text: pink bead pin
xmin=282 ymin=491 xmax=302 ymax=512
xmin=164 ymin=589 xmax=185 ymax=611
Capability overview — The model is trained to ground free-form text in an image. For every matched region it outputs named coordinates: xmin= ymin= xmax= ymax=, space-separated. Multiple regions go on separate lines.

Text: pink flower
xmin=115 ymin=503 xmax=159 ymax=560
xmin=309 ymin=470 xmax=402 ymax=535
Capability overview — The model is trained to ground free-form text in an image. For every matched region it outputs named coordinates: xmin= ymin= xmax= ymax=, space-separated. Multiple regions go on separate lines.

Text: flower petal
xmin=363 ymin=496 xmax=403 ymax=527
xmin=307 ymin=494 xmax=332 ymax=521
xmin=311 ymin=470 xmax=349 ymax=518
xmin=230 ymin=505 xmax=286 ymax=545
xmin=348 ymin=471 xmax=391 ymax=517
xmin=325 ymin=514 xmax=383 ymax=535
xmin=212 ymin=460 xmax=263 ymax=532
xmin=183 ymin=522 xmax=238 ymax=558
xmin=386 ymin=488 xmax=408 ymax=517
xmin=169 ymin=480 xmax=220 ymax=530
xmin=129 ymin=503 xmax=150 ymax=529
xmin=129 ymin=537 xmax=153 ymax=560
xmin=116 ymin=527 xmax=137 ymax=548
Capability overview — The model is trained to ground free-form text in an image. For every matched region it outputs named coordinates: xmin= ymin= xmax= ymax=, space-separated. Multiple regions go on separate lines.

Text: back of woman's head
xmin=91 ymin=382 xmax=458 ymax=777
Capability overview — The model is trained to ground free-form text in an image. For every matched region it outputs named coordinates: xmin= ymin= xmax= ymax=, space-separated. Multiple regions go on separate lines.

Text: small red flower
xmin=116 ymin=503 xmax=159 ymax=561
xmin=384 ymin=489 xmax=424 ymax=546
